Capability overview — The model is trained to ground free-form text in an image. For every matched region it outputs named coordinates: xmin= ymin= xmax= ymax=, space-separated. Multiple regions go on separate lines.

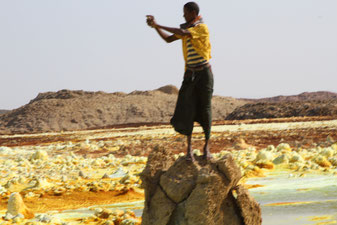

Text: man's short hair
xmin=184 ymin=2 xmax=200 ymax=15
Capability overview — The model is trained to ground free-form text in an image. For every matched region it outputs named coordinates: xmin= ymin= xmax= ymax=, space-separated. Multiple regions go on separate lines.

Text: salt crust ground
xmin=0 ymin=117 xmax=336 ymax=224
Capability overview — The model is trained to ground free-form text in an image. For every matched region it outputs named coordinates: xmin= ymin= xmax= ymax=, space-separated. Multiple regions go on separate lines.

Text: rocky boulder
xmin=140 ymin=147 xmax=262 ymax=225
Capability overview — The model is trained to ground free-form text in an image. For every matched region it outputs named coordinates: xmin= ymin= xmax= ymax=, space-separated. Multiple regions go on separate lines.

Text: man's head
xmin=183 ymin=2 xmax=199 ymax=23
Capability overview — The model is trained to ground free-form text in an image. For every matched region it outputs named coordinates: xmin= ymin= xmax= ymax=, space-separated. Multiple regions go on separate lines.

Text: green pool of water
xmin=246 ymin=172 xmax=337 ymax=224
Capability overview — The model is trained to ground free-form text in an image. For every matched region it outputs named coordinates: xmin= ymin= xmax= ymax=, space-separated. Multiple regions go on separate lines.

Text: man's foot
xmin=202 ymin=142 xmax=212 ymax=160
xmin=186 ymin=152 xmax=195 ymax=162
xmin=186 ymin=145 xmax=195 ymax=162
xmin=202 ymin=151 xmax=212 ymax=160
xmin=186 ymin=135 xmax=195 ymax=162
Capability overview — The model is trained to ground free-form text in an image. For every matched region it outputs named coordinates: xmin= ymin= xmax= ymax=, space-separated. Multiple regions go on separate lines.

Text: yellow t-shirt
xmin=175 ymin=23 xmax=212 ymax=65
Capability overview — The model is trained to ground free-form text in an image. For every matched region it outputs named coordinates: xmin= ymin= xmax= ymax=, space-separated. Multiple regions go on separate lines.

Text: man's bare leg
xmin=186 ymin=135 xmax=195 ymax=161
xmin=203 ymin=138 xmax=212 ymax=160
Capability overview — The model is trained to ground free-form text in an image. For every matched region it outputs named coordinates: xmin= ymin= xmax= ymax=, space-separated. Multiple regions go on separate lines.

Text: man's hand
xmin=146 ymin=15 xmax=157 ymax=28
xmin=145 ymin=15 xmax=179 ymax=43
xmin=146 ymin=15 xmax=190 ymax=37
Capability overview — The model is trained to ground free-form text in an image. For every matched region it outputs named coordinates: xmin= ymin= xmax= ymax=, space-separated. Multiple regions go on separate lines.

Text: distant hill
xmin=0 ymin=110 xmax=10 ymax=115
xmin=226 ymin=99 xmax=337 ymax=120
xmin=241 ymin=91 xmax=337 ymax=103
xmin=2 ymin=88 xmax=336 ymax=134
xmin=0 ymin=85 xmax=248 ymax=134
xmin=228 ymin=91 xmax=337 ymax=120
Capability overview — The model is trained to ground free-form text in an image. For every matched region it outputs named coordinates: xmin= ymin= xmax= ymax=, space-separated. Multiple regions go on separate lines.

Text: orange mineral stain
xmin=0 ymin=189 xmax=144 ymax=213
xmin=244 ymin=184 xmax=265 ymax=189
xmin=310 ymin=216 xmax=332 ymax=221
xmin=265 ymin=201 xmax=313 ymax=206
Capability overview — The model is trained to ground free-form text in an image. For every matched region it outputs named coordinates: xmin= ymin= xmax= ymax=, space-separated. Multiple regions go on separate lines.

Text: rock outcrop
xmin=140 ymin=147 xmax=262 ymax=225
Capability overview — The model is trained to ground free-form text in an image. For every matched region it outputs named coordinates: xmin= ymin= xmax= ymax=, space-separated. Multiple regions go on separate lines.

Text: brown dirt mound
xmin=0 ymin=86 xmax=248 ymax=134
xmin=155 ymin=85 xmax=179 ymax=95
xmin=226 ymin=100 xmax=337 ymax=120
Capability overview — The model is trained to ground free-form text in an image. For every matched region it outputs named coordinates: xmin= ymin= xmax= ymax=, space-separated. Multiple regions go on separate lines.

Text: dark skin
xmin=146 ymin=7 xmax=212 ymax=162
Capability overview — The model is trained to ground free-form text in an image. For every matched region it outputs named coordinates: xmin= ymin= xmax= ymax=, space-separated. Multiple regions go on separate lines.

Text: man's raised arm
xmin=154 ymin=29 xmax=179 ymax=43
xmin=146 ymin=15 xmax=189 ymax=43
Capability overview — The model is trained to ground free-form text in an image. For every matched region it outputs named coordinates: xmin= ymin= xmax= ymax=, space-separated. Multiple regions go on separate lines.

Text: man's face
xmin=183 ymin=7 xmax=196 ymax=23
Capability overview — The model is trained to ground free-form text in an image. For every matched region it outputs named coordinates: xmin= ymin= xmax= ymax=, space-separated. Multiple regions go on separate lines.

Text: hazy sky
xmin=1 ymin=0 xmax=336 ymax=109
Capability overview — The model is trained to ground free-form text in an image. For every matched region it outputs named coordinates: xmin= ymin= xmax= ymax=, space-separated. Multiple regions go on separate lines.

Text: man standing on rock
xmin=146 ymin=2 xmax=213 ymax=161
